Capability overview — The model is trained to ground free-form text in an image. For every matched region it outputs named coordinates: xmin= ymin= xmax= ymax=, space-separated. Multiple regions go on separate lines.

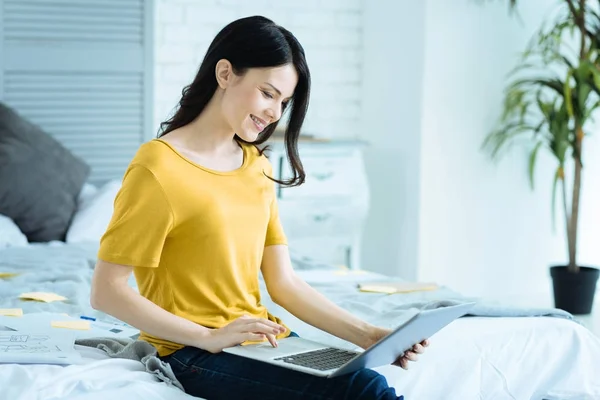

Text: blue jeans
xmin=160 ymin=332 xmax=403 ymax=400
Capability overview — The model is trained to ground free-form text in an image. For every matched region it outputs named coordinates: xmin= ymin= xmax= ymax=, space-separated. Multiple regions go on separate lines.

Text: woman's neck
xmin=174 ymin=92 xmax=239 ymax=155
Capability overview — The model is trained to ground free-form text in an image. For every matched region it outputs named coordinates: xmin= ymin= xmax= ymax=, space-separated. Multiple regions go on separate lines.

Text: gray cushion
xmin=0 ymin=102 xmax=90 ymax=242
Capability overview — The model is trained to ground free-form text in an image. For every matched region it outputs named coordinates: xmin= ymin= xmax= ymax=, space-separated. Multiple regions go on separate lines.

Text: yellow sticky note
xmin=359 ymin=285 xmax=398 ymax=294
xmin=349 ymin=270 xmax=368 ymax=275
xmin=0 ymin=308 xmax=23 ymax=317
xmin=19 ymin=292 xmax=68 ymax=303
xmin=51 ymin=320 xmax=90 ymax=330
xmin=358 ymin=282 xmax=438 ymax=294
xmin=0 ymin=272 xmax=20 ymax=279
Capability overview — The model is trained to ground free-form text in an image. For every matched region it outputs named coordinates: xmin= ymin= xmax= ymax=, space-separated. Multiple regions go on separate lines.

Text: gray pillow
xmin=0 ymin=102 xmax=90 ymax=242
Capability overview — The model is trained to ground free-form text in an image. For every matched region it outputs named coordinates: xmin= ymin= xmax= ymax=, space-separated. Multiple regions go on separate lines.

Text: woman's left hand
xmin=361 ymin=326 xmax=429 ymax=370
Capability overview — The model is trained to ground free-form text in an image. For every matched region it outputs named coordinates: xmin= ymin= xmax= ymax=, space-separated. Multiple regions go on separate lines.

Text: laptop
xmin=223 ymin=302 xmax=475 ymax=378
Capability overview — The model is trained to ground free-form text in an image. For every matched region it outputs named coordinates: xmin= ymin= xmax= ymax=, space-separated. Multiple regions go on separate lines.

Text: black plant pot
xmin=550 ymin=266 xmax=599 ymax=315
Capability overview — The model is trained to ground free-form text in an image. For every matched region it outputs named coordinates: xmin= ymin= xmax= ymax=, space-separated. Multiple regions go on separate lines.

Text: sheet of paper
xmin=0 ymin=309 xmax=23 ymax=317
xmin=88 ymin=319 xmax=139 ymax=338
xmin=0 ymin=331 xmax=81 ymax=365
xmin=19 ymin=292 xmax=68 ymax=303
xmin=0 ymin=272 xmax=20 ymax=279
xmin=0 ymin=313 xmax=139 ymax=339
xmin=51 ymin=320 xmax=90 ymax=330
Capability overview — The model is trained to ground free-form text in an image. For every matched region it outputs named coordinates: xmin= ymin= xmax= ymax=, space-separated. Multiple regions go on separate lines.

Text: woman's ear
xmin=215 ymin=59 xmax=233 ymax=89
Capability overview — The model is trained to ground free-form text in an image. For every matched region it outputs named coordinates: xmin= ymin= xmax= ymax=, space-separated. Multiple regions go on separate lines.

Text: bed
xmin=0 ymin=234 xmax=599 ymax=400
xmin=1 ymin=103 xmax=599 ymax=400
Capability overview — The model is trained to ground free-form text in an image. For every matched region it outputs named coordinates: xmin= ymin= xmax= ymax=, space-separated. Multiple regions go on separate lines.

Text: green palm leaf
xmin=528 ymin=141 xmax=544 ymax=189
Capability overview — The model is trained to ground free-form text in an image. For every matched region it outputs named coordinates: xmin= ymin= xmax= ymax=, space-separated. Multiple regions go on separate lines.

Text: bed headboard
xmin=0 ymin=0 xmax=155 ymax=185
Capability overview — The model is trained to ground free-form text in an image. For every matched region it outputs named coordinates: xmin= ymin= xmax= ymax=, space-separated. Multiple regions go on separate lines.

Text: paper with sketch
xmin=0 ymin=312 xmax=139 ymax=339
xmin=0 ymin=331 xmax=82 ymax=365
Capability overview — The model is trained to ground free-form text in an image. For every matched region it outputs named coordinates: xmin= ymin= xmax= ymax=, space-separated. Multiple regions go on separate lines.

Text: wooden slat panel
xmin=3 ymin=46 xmax=143 ymax=72
xmin=4 ymin=0 xmax=143 ymax=44
xmin=0 ymin=0 xmax=153 ymax=185
xmin=6 ymin=0 xmax=142 ymax=8
xmin=4 ymin=70 xmax=144 ymax=184
xmin=6 ymin=72 xmax=143 ymax=88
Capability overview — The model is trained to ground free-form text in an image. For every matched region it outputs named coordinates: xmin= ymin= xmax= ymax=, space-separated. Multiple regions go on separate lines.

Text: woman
xmin=90 ymin=16 xmax=427 ymax=400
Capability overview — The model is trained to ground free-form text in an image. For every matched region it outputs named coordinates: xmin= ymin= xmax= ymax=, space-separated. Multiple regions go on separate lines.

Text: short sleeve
xmin=98 ymin=164 xmax=174 ymax=268
xmin=264 ymin=161 xmax=287 ymax=247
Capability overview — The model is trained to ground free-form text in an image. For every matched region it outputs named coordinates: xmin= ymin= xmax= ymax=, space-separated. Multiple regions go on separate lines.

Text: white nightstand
xmin=266 ymin=139 xmax=369 ymax=270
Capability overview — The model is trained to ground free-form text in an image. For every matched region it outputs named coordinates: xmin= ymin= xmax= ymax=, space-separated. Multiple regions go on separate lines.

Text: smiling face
xmin=217 ymin=62 xmax=298 ymax=142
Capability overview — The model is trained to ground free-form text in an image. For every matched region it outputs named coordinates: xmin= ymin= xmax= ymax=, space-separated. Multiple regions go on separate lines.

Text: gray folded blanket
xmin=409 ymin=299 xmax=574 ymax=320
xmin=75 ymin=337 xmax=184 ymax=391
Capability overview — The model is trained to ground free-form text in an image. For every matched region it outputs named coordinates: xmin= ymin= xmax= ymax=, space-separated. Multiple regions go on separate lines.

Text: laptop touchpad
xmin=250 ymin=338 xmax=326 ymax=357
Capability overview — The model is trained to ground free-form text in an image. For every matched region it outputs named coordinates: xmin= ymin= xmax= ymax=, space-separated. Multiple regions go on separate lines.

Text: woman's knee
xmin=346 ymin=369 xmax=401 ymax=400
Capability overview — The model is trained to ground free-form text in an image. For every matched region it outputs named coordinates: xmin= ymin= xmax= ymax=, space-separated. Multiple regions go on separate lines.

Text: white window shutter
xmin=0 ymin=0 xmax=154 ymax=184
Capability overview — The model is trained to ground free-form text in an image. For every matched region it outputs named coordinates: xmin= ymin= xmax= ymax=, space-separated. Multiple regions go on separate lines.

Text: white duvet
xmin=1 ymin=346 xmax=191 ymax=400
xmin=2 ymin=317 xmax=598 ymax=400
xmin=264 ymin=272 xmax=600 ymax=400
xmin=1 ymin=243 xmax=599 ymax=399
xmin=383 ymin=316 xmax=600 ymax=399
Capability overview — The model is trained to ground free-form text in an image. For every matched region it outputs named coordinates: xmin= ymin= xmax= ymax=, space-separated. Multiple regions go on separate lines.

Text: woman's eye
xmin=262 ymin=90 xmax=273 ymax=99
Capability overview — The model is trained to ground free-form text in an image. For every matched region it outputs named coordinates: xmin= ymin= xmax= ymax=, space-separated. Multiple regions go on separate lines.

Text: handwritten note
xmin=0 ymin=332 xmax=81 ymax=365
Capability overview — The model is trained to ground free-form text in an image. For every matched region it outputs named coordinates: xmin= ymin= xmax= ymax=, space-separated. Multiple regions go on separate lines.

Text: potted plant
xmin=483 ymin=0 xmax=599 ymax=314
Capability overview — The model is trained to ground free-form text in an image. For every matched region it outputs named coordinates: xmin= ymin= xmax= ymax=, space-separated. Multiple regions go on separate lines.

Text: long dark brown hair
xmin=158 ymin=16 xmax=310 ymax=187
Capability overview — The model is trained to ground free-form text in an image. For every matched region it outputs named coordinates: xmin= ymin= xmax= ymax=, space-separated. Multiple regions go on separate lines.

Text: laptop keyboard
xmin=274 ymin=347 xmax=358 ymax=371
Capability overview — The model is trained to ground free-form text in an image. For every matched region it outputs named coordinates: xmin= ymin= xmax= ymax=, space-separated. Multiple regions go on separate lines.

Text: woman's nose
xmin=266 ymin=108 xmax=279 ymax=123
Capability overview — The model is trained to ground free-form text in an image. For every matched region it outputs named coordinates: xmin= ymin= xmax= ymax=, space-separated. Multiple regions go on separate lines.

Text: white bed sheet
xmin=287 ymin=270 xmax=600 ymax=400
xmin=380 ymin=317 xmax=600 ymax=400
xmin=0 ymin=346 xmax=191 ymax=400
xmin=1 ymin=244 xmax=599 ymax=399
xmin=2 ymin=317 xmax=597 ymax=400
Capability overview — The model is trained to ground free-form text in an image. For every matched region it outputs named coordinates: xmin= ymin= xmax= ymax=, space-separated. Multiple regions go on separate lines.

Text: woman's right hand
xmin=202 ymin=315 xmax=287 ymax=353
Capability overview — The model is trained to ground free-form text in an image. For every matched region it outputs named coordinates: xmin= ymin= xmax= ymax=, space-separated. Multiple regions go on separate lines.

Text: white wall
xmin=418 ymin=0 xmax=600 ymax=299
xmin=360 ymin=0 xmax=426 ymax=279
xmin=153 ymin=0 xmax=600 ymax=299
xmin=154 ymin=0 xmax=363 ymax=139
xmin=154 ymin=0 xmax=414 ymax=276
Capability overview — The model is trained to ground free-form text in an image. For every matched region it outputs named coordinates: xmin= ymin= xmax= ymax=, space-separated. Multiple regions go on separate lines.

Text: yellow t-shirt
xmin=98 ymin=139 xmax=290 ymax=356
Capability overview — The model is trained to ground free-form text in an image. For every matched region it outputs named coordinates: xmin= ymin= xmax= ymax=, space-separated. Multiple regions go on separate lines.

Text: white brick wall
xmin=154 ymin=0 xmax=363 ymax=139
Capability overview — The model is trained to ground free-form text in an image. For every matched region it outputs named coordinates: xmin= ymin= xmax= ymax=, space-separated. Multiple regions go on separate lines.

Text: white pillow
xmin=66 ymin=180 xmax=122 ymax=244
xmin=77 ymin=182 xmax=99 ymax=206
xmin=0 ymin=214 xmax=28 ymax=248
